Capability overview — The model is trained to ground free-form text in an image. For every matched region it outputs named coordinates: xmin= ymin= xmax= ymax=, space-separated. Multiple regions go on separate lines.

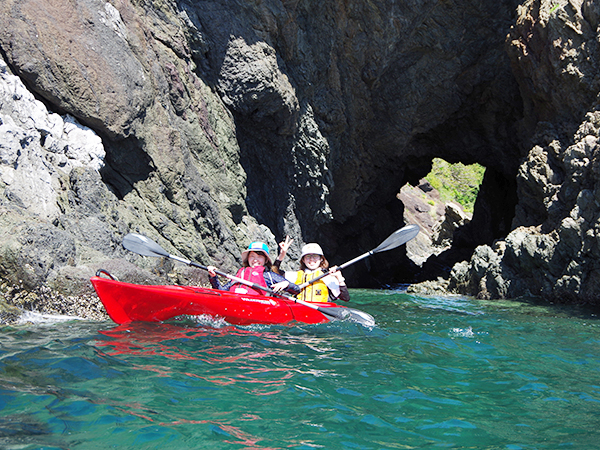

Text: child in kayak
xmin=207 ymin=241 xmax=300 ymax=296
xmin=274 ymin=237 xmax=350 ymax=303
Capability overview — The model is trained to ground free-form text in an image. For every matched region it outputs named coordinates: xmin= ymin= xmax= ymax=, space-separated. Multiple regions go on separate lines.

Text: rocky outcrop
xmin=398 ymin=180 xmax=472 ymax=268
xmin=2 ymin=0 xmax=599 ymax=318
xmin=449 ymin=0 xmax=600 ymax=302
xmin=0 ymin=0 xmax=522 ymax=303
xmin=0 ymin=0 xmax=266 ymax=287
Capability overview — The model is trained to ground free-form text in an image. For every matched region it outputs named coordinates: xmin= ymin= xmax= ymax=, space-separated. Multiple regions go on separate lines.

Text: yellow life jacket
xmin=295 ymin=270 xmax=329 ymax=302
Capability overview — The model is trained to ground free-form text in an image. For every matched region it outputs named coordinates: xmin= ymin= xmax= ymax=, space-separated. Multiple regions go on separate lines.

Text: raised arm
xmin=273 ymin=235 xmax=294 ymax=273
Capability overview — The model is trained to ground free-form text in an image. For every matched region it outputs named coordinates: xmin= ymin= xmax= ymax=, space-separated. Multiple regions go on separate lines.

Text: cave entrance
xmin=398 ymin=157 xmax=486 ymax=268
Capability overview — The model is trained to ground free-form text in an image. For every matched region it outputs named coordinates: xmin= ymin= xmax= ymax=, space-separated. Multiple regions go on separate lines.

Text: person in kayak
xmin=207 ymin=241 xmax=300 ymax=296
xmin=274 ymin=238 xmax=350 ymax=303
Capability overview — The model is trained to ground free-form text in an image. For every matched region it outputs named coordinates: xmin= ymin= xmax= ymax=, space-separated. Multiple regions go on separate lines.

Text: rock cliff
xmin=451 ymin=0 xmax=600 ymax=303
xmin=1 ymin=0 xmax=598 ymax=317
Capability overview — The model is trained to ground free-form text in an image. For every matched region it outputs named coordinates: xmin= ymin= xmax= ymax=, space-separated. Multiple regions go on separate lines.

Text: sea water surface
xmin=1 ymin=289 xmax=599 ymax=449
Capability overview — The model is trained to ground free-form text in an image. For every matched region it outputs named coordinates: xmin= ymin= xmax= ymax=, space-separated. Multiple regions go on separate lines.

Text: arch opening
xmin=398 ymin=157 xmax=486 ymax=273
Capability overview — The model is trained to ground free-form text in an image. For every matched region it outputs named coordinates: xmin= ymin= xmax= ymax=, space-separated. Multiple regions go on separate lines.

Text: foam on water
xmin=15 ymin=310 xmax=85 ymax=325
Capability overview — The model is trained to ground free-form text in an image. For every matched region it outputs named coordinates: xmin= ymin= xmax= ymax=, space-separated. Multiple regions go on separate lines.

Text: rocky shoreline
xmin=0 ymin=174 xmax=477 ymax=326
xmin=0 ymin=279 xmax=108 ymax=324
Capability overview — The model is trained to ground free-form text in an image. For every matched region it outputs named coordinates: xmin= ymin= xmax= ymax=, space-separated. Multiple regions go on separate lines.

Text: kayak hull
xmin=90 ymin=276 xmax=339 ymax=325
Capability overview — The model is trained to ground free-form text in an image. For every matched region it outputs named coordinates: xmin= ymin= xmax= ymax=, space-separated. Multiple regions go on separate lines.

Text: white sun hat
xmin=300 ymin=243 xmax=324 ymax=259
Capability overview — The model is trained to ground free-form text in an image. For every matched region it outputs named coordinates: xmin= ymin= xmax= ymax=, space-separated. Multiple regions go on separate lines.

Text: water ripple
xmin=1 ymin=291 xmax=600 ymax=448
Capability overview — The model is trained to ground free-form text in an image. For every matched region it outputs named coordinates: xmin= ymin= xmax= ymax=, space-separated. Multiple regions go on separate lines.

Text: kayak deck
xmin=91 ymin=275 xmax=341 ymax=325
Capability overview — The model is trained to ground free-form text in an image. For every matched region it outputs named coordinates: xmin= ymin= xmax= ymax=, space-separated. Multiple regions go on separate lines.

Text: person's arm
xmin=207 ymin=266 xmax=232 ymax=290
xmin=266 ymin=271 xmax=301 ymax=295
xmin=209 ymin=275 xmax=221 ymax=290
xmin=273 ymin=236 xmax=293 ymax=274
xmin=324 ymin=269 xmax=350 ymax=302
xmin=337 ymin=285 xmax=350 ymax=302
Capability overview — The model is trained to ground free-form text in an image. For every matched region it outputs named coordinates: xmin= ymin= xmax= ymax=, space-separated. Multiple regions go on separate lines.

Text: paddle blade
xmin=373 ymin=224 xmax=420 ymax=253
xmin=123 ymin=233 xmax=170 ymax=258
xmin=320 ymin=307 xmax=376 ymax=327
xmin=345 ymin=308 xmax=376 ymax=327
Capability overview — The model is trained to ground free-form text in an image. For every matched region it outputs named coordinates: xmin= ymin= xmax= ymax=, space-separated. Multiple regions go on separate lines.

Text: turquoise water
xmin=1 ymin=290 xmax=600 ymax=449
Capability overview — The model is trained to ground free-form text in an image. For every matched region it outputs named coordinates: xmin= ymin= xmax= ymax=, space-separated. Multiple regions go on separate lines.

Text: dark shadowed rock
xmin=449 ymin=0 xmax=600 ymax=303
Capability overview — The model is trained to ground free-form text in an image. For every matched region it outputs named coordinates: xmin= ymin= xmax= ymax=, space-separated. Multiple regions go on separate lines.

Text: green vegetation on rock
xmin=425 ymin=158 xmax=485 ymax=214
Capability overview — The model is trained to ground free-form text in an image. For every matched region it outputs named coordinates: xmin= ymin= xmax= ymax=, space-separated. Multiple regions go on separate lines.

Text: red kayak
xmin=91 ymin=275 xmax=345 ymax=325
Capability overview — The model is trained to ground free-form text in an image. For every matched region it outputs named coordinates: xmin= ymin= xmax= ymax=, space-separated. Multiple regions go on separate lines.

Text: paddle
xmin=122 ymin=233 xmax=376 ymax=327
xmin=297 ymin=223 xmax=420 ymax=289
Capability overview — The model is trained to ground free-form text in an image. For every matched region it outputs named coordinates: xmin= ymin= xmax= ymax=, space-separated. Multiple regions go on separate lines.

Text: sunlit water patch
xmin=1 ymin=290 xmax=599 ymax=449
